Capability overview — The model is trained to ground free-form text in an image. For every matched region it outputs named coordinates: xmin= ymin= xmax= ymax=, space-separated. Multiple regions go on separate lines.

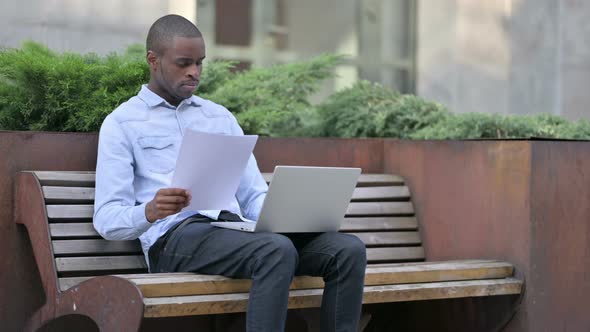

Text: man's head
xmin=146 ymin=15 xmax=205 ymax=106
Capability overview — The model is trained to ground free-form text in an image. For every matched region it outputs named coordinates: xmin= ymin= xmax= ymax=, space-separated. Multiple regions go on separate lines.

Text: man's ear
xmin=146 ymin=51 xmax=159 ymax=70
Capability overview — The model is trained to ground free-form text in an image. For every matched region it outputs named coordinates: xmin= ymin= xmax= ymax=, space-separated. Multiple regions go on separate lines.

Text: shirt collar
xmin=138 ymin=85 xmax=201 ymax=108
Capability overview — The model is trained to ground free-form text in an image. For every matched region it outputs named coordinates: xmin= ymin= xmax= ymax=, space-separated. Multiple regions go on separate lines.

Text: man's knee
xmin=255 ymin=233 xmax=298 ymax=270
xmin=338 ymin=233 xmax=367 ymax=267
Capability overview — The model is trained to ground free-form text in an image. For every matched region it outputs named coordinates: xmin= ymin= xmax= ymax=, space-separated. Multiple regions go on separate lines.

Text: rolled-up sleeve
xmin=93 ymin=116 xmax=152 ymax=240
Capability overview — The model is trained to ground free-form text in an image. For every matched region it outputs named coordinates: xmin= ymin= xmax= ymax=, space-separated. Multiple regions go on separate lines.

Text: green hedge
xmin=1 ymin=42 xmax=589 ymax=139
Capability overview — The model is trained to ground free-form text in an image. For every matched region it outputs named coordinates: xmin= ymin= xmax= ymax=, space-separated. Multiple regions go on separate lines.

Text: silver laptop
xmin=210 ymin=166 xmax=361 ymax=233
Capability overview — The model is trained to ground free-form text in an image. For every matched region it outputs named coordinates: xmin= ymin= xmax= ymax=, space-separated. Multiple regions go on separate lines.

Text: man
xmin=94 ymin=14 xmax=366 ymax=332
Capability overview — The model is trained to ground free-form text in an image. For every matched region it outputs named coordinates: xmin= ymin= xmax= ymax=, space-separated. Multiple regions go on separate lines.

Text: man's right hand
xmin=145 ymin=188 xmax=192 ymax=223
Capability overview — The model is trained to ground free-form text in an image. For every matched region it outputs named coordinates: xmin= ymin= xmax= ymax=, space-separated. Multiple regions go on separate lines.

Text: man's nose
xmin=187 ymin=64 xmax=200 ymax=79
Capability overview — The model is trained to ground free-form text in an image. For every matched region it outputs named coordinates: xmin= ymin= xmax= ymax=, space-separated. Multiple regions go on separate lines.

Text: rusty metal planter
xmin=1 ymin=131 xmax=588 ymax=331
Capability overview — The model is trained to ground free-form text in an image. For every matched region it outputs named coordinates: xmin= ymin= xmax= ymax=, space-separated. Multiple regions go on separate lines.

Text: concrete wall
xmin=3 ymin=0 xmax=589 ymax=119
xmin=0 ymin=0 xmax=195 ymax=55
xmin=282 ymin=0 xmax=359 ymax=96
xmin=417 ymin=0 xmax=590 ymax=121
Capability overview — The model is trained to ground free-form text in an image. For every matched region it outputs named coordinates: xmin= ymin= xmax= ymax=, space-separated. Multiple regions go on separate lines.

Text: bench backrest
xmin=26 ymin=171 xmax=425 ymax=291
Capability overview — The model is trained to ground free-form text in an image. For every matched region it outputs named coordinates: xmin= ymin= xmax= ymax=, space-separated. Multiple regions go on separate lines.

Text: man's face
xmin=147 ymin=36 xmax=206 ymax=106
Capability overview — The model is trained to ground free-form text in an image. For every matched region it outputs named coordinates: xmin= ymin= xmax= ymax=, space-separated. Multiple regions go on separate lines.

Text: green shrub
xmin=411 ymin=112 xmax=590 ymax=140
xmin=314 ymin=80 xmax=402 ymax=137
xmin=202 ymin=54 xmax=340 ymax=136
xmin=313 ymin=80 xmax=449 ymax=138
xmin=376 ymin=94 xmax=449 ymax=138
xmin=0 ymin=42 xmax=337 ymax=135
xmin=0 ymin=42 xmax=148 ymax=131
xmin=1 ymin=42 xmax=589 ymax=140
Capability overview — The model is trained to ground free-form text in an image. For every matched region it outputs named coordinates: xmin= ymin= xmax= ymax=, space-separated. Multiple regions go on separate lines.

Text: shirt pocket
xmin=137 ymin=136 xmax=176 ymax=174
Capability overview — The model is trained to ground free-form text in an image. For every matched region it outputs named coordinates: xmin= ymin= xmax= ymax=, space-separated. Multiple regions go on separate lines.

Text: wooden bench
xmin=16 ymin=171 xmax=523 ymax=331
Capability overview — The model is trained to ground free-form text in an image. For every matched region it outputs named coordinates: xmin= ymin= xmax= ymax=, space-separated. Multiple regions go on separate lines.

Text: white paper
xmin=171 ymin=130 xmax=258 ymax=210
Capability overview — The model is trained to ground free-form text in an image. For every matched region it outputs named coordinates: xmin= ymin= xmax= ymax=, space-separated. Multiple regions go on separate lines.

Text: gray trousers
xmin=148 ymin=214 xmax=367 ymax=332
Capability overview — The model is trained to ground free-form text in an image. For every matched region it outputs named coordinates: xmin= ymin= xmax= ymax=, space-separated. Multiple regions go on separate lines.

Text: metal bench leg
xmin=49 ymin=276 xmax=145 ymax=332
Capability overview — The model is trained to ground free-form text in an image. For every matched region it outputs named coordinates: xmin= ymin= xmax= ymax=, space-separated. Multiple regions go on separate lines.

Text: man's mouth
xmin=182 ymin=81 xmax=198 ymax=88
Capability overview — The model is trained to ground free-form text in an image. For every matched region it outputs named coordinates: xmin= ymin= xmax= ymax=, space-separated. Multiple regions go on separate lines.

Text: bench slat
xmin=263 ymin=173 xmax=404 ymax=186
xmin=367 ymin=247 xmax=425 ymax=263
xmin=35 ymin=172 xmax=404 ymax=187
xmin=340 ymin=217 xmax=418 ymax=231
xmin=47 ymin=205 xmax=93 ymax=220
xmin=43 ymin=186 xmax=95 ymax=203
xmin=126 ymin=261 xmax=516 ymax=297
xmin=50 ymin=223 xmax=100 ymax=238
xmin=346 ymin=202 xmax=414 ymax=216
xmin=351 ymin=232 xmax=421 ymax=247
xmin=351 ymin=186 xmax=410 ymax=201
xmin=49 ymin=232 xmax=419 ymax=256
xmin=40 ymin=186 xmax=411 ymax=203
xmin=55 ymin=256 xmax=147 ymax=272
xmin=53 ymin=249 xmax=423 ymax=274
xmin=34 ymin=171 xmax=96 ymax=187
xmin=57 ymin=260 xmax=510 ymax=291
xmin=47 ymin=202 xmax=415 ymax=220
xmin=142 ymin=278 xmax=523 ymax=317
xmin=49 ymin=217 xmax=419 ymax=238
xmin=48 ymin=218 xmax=420 ymax=239
xmin=52 ymin=240 xmax=142 ymax=256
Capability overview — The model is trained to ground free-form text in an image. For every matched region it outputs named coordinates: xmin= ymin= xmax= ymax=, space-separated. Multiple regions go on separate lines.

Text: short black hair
xmin=146 ymin=14 xmax=202 ymax=54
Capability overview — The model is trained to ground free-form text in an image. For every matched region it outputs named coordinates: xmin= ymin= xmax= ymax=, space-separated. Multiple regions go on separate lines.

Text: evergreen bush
xmin=201 ymin=54 xmax=339 ymax=136
xmin=1 ymin=42 xmax=589 ymax=140
xmin=411 ymin=112 xmax=590 ymax=140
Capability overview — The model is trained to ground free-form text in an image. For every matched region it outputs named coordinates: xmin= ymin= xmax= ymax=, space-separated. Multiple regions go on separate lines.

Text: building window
xmin=197 ymin=0 xmax=416 ymax=93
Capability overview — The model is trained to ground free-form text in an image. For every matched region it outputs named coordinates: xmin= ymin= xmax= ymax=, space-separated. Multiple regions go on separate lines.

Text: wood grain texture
xmin=40 ymin=185 xmax=411 ymax=203
xmin=351 ymin=232 xmax=421 ymax=247
xmin=263 ymin=173 xmax=405 ymax=186
xmin=48 ymin=219 xmax=420 ymax=238
xmin=340 ymin=217 xmax=418 ymax=231
xmin=55 ymin=255 xmax=147 ymax=272
xmin=34 ymin=171 xmax=95 ymax=187
xmin=34 ymin=171 xmax=404 ymax=187
xmin=43 ymin=186 xmax=94 ymax=203
xmin=131 ymin=260 xmax=514 ymax=297
xmin=57 ymin=260 xmax=513 ymax=292
xmin=46 ymin=205 xmax=93 ymax=219
xmin=142 ymin=278 xmax=523 ymax=317
xmin=50 ymin=223 xmax=100 ymax=238
xmin=351 ymin=186 xmax=410 ymax=201
xmin=366 ymin=247 xmax=425 ymax=262
xmin=346 ymin=202 xmax=414 ymax=216
xmin=52 ymin=239 xmax=141 ymax=255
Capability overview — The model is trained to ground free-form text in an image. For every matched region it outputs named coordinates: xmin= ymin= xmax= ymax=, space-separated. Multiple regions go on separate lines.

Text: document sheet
xmin=171 ymin=129 xmax=258 ymax=210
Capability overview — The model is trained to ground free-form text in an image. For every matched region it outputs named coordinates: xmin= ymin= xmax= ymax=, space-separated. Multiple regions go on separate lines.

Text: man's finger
xmin=158 ymin=188 xmax=189 ymax=196
xmin=157 ymin=203 xmax=184 ymax=211
xmin=157 ymin=195 xmax=187 ymax=204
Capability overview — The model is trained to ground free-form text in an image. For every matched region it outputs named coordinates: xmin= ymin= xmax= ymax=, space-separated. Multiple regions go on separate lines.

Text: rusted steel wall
xmin=5 ymin=132 xmax=588 ymax=331
xmin=384 ymin=139 xmax=590 ymax=332
xmin=255 ymin=137 xmax=384 ymax=173
xmin=529 ymin=141 xmax=590 ymax=331
xmin=383 ymin=140 xmax=532 ymax=331
xmin=383 ymin=140 xmax=532 ymax=267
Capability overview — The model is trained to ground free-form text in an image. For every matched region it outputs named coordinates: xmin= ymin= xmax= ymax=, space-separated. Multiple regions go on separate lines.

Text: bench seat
xmin=16 ymin=171 xmax=523 ymax=331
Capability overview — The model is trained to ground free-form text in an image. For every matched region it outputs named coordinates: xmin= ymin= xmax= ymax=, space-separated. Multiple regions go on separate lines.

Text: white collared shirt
xmin=93 ymin=85 xmax=268 ymax=263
